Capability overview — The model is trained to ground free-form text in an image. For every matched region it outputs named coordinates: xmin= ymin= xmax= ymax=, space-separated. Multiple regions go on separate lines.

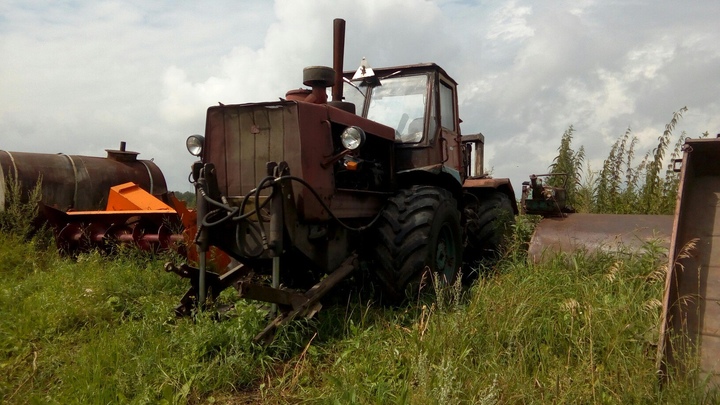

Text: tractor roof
xmin=343 ymin=63 xmax=458 ymax=86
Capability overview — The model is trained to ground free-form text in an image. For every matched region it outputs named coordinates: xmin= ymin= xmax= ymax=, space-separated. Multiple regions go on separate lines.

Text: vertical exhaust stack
xmin=329 ymin=18 xmax=355 ymax=114
xmin=332 ymin=18 xmax=346 ymax=103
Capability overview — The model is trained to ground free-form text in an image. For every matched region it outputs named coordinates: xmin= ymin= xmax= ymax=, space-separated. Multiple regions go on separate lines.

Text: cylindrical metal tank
xmin=0 ymin=144 xmax=168 ymax=212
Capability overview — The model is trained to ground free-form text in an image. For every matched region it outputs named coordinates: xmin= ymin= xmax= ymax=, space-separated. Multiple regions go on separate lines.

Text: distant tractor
xmin=166 ymin=19 xmax=517 ymax=340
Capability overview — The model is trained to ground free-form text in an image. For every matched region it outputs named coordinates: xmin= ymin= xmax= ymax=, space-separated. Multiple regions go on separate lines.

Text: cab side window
xmin=440 ymin=82 xmax=455 ymax=132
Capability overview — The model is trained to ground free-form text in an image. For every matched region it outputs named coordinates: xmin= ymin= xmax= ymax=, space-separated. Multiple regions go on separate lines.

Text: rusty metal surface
xmin=0 ymin=162 xmax=5 ymax=211
xmin=253 ymin=252 xmax=358 ymax=343
xmin=0 ymin=148 xmax=167 ymax=212
xmin=166 ymin=261 xmax=253 ymax=317
xmin=43 ymin=207 xmax=183 ymax=254
xmin=659 ymin=137 xmax=720 ymax=387
xmin=205 ymin=100 xmax=395 ymax=221
xmin=529 ymin=213 xmax=674 ymax=262
xmin=343 ymin=63 xmax=459 ymax=87
xmin=39 ymin=182 xmax=182 ymax=255
xmin=238 ymin=281 xmax=308 ymax=308
xmin=461 ymin=133 xmax=484 ymax=178
xmin=463 ymin=177 xmax=519 ymax=214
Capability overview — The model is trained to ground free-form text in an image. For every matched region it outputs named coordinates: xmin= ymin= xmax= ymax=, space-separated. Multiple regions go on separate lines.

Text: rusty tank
xmin=0 ymin=143 xmax=189 ymax=256
xmin=0 ymin=142 xmax=167 ymax=212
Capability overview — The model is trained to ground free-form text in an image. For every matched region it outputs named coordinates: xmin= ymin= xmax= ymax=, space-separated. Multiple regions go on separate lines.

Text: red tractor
xmin=165 ymin=19 xmax=516 ymax=340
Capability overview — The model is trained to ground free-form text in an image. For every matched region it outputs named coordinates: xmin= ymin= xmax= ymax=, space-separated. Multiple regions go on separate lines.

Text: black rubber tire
xmin=371 ymin=186 xmax=463 ymax=301
xmin=463 ymin=191 xmax=514 ymax=264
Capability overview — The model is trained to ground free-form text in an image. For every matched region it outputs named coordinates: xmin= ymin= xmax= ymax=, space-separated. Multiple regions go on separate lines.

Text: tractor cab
xmin=342 ymin=62 xmax=482 ymax=185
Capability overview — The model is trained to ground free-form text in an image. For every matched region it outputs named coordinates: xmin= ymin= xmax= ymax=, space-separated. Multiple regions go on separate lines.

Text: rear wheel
xmin=463 ymin=191 xmax=514 ymax=267
xmin=371 ymin=186 xmax=463 ymax=301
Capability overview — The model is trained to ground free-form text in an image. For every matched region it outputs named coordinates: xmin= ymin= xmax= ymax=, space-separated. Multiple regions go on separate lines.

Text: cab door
xmin=439 ymin=80 xmax=463 ymax=178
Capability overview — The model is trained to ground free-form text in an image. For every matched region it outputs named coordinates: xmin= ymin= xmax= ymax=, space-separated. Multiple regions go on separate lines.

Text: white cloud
xmin=1 ymin=0 xmax=720 ymax=194
xmin=486 ymin=1 xmax=535 ymax=41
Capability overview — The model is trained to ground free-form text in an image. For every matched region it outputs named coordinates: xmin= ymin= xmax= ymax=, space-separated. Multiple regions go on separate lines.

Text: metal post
xmin=195 ymin=170 xmax=210 ymax=309
xmin=271 ymin=256 xmax=280 ymax=315
xmin=268 ymin=166 xmax=285 ymax=316
xmin=198 ymin=251 xmax=207 ymax=306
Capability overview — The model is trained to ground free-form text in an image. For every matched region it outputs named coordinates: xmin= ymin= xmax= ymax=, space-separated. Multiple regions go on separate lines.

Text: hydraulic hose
xmin=273 ymin=175 xmax=385 ymax=232
xmin=194 ymin=172 xmax=387 ymax=256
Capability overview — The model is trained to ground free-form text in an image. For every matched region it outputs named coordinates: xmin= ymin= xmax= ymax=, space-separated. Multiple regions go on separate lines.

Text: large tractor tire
xmin=371 ymin=186 xmax=463 ymax=301
xmin=463 ymin=191 xmax=514 ymax=266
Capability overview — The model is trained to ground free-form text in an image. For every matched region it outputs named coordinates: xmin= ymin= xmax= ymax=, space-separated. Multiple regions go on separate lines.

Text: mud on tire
xmin=369 ymin=186 xmax=463 ymax=302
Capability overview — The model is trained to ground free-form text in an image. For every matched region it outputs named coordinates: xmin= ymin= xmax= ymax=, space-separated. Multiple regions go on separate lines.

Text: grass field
xmin=1 ymin=218 xmax=717 ymax=404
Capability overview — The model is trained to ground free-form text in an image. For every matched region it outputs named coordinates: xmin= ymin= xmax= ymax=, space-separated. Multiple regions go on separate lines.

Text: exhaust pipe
xmin=332 ymin=18 xmax=346 ymax=103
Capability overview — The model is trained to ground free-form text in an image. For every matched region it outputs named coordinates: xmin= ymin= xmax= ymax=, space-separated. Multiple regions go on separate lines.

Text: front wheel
xmin=370 ymin=186 xmax=463 ymax=301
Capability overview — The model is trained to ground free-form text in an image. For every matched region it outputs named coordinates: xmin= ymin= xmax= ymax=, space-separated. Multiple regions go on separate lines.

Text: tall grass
xmin=252 ymin=219 xmax=715 ymax=404
xmin=4 ymin=223 xmax=712 ymax=403
xmin=0 ymin=181 xmax=309 ymax=403
xmin=0 ymin=238 xmax=304 ymax=403
xmin=547 ymin=125 xmax=585 ymax=208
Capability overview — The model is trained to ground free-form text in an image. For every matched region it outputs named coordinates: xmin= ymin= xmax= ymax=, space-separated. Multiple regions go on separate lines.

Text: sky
xmin=1 ymin=0 xmax=719 ymax=193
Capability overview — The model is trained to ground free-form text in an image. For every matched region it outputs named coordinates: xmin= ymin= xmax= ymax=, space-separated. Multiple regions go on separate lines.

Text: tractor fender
xmin=396 ymin=164 xmax=464 ymax=203
xmin=397 ymin=163 xmax=462 ymax=183
xmin=463 ymin=177 xmax=518 ymax=214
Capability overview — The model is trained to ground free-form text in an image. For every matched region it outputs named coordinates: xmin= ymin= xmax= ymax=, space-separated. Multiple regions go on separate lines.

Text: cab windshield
xmin=344 ymin=74 xmax=430 ymax=143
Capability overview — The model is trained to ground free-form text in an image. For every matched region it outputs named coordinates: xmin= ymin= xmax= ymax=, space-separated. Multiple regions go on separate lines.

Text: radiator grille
xmin=206 ymin=103 xmax=296 ymax=197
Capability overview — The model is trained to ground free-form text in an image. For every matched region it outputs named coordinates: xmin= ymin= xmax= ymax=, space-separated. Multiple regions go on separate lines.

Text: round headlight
xmin=186 ymin=135 xmax=204 ymax=156
xmin=340 ymin=126 xmax=366 ymax=150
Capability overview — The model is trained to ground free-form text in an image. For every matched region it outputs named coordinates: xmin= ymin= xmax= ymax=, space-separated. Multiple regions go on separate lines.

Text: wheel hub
xmin=436 ymin=224 xmax=456 ymax=281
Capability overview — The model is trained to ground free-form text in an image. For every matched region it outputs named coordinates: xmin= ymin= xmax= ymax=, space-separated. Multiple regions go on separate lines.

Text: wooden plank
xmin=224 ymin=108 xmax=241 ymax=196
xmin=238 ymin=108 xmax=256 ymax=194
xmin=268 ymin=106 xmax=286 ymax=166
xmin=254 ymin=107 xmax=271 ymax=189
xmin=206 ymin=108 xmax=228 ymax=193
